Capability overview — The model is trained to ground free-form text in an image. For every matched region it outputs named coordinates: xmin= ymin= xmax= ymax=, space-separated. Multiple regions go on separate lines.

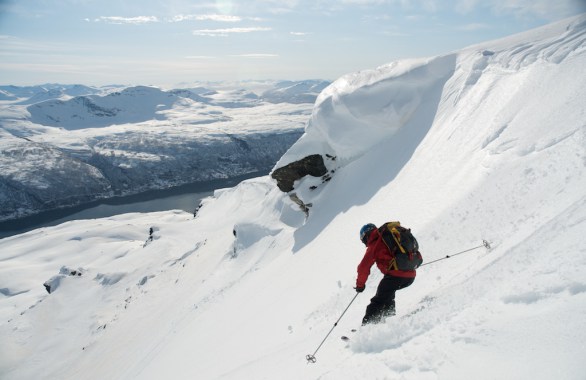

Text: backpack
xmin=378 ymin=221 xmax=423 ymax=271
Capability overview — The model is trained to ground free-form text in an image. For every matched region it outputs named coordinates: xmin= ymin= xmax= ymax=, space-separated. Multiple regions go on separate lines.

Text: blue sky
xmin=0 ymin=0 xmax=584 ymax=87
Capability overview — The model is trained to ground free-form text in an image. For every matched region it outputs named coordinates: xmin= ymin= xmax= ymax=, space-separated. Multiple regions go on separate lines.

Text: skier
xmin=355 ymin=223 xmax=417 ymax=325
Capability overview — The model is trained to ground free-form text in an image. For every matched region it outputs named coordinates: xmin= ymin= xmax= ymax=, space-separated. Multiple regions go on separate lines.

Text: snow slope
xmin=1 ymin=14 xmax=585 ymax=380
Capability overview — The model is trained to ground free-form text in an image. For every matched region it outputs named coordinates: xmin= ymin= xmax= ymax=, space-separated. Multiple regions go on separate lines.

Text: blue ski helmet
xmin=360 ymin=223 xmax=376 ymax=245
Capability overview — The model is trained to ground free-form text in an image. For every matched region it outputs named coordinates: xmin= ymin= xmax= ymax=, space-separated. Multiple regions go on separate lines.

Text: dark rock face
xmin=271 ymin=154 xmax=327 ymax=192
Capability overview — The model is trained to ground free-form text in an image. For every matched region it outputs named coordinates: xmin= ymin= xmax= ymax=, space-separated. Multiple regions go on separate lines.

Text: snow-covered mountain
xmin=261 ymin=80 xmax=331 ymax=104
xmin=1 ymin=15 xmax=585 ymax=380
xmin=0 ymin=84 xmax=101 ymax=103
xmin=27 ymin=86 xmax=181 ymax=128
xmin=0 ymin=81 xmax=326 ymax=222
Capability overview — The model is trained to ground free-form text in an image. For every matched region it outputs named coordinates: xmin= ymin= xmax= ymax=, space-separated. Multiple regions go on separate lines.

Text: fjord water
xmin=0 ymin=171 xmax=265 ymax=239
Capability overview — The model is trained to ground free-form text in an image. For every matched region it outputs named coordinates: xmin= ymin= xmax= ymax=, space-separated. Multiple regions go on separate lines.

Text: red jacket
xmin=356 ymin=229 xmax=416 ymax=288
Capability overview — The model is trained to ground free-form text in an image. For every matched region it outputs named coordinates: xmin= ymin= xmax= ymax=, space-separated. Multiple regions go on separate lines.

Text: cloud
xmin=247 ymin=0 xmax=300 ymax=14
xmin=0 ymin=35 xmax=90 ymax=54
xmin=290 ymin=32 xmax=310 ymax=36
xmin=0 ymin=62 xmax=101 ymax=74
xmin=363 ymin=14 xmax=392 ymax=21
xmin=95 ymin=16 xmax=158 ymax=25
xmin=382 ymin=30 xmax=411 ymax=37
xmin=337 ymin=0 xmax=389 ymax=4
xmin=455 ymin=0 xmax=586 ymax=19
xmin=193 ymin=27 xmax=272 ymax=37
xmin=456 ymin=23 xmax=491 ymax=31
xmin=490 ymin=0 xmax=586 ymax=19
xmin=185 ymin=56 xmax=217 ymax=59
xmin=229 ymin=54 xmax=279 ymax=58
xmin=171 ymin=14 xmax=242 ymax=22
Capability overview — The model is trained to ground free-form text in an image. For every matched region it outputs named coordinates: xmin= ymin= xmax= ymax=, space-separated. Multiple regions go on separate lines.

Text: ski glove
xmin=354 ymin=286 xmax=365 ymax=293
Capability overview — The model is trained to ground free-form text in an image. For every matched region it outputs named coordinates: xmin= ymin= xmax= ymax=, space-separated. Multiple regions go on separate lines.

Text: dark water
xmin=0 ymin=171 xmax=266 ymax=239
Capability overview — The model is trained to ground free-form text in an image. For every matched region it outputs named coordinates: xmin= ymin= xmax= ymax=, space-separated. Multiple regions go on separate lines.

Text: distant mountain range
xmin=0 ymin=80 xmax=330 ymax=222
xmin=261 ymin=80 xmax=330 ymax=104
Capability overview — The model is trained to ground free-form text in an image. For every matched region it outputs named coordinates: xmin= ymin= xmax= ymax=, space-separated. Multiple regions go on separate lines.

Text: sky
xmin=0 ymin=0 xmax=584 ymax=87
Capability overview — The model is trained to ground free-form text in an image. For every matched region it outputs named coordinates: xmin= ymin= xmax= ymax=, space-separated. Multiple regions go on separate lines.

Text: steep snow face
xmin=275 ymin=15 xmax=586 ymax=171
xmin=1 ymin=15 xmax=585 ymax=380
xmin=275 ymin=55 xmax=457 ymax=167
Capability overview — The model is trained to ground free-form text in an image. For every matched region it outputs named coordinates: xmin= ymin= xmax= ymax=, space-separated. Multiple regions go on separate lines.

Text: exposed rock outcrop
xmin=271 ymin=154 xmax=327 ymax=192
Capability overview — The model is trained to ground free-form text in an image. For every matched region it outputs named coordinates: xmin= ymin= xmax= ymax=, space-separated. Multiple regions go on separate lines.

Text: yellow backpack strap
xmin=387 ymin=222 xmax=406 ymax=254
xmin=387 ymin=221 xmax=401 ymax=229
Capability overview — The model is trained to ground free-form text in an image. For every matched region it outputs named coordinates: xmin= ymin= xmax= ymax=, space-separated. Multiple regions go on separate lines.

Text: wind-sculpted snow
xmin=275 ymin=55 xmax=457 ymax=168
xmin=1 ymin=15 xmax=585 ymax=380
xmin=275 ymin=15 xmax=586 ymax=172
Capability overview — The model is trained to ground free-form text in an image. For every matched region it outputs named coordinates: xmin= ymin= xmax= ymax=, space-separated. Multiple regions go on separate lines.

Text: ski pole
xmin=306 ymin=292 xmax=360 ymax=364
xmin=420 ymin=240 xmax=491 ymax=267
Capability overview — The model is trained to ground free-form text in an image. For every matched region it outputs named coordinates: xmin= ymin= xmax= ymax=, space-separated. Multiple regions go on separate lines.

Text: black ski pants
xmin=362 ymin=274 xmax=415 ymax=325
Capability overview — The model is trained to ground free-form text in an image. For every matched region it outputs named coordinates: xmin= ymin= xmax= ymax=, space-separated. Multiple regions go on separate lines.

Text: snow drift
xmin=1 ymin=14 xmax=585 ymax=380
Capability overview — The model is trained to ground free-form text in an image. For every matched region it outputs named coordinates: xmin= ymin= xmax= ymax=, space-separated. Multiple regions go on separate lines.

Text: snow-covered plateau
xmin=0 ymin=80 xmax=329 ymax=222
xmin=1 ymin=15 xmax=585 ymax=380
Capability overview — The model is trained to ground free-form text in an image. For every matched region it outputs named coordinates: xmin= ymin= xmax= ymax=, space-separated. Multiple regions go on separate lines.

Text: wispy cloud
xmin=94 ymin=16 xmax=159 ymax=25
xmin=247 ymin=0 xmax=301 ymax=14
xmin=456 ymin=23 xmax=491 ymax=31
xmin=362 ymin=14 xmax=392 ymax=21
xmin=170 ymin=14 xmax=242 ymax=23
xmin=382 ymin=30 xmax=411 ymax=37
xmin=489 ymin=0 xmax=586 ymax=20
xmin=229 ymin=54 xmax=279 ymax=58
xmin=193 ymin=27 xmax=272 ymax=37
xmin=0 ymin=62 xmax=105 ymax=74
xmin=0 ymin=35 xmax=92 ymax=55
xmin=290 ymin=32 xmax=310 ymax=36
xmin=339 ymin=0 xmax=390 ymax=4
xmin=185 ymin=56 xmax=217 ymax=59
xmin=455 ymin=0 xmax=586 ymax=19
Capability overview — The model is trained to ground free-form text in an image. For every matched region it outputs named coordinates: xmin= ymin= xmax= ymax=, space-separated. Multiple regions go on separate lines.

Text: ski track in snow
xmin=1 ymin=14 xmax=586 ymax=380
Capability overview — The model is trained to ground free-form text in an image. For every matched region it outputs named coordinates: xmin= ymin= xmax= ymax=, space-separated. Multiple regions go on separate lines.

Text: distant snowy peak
xmin=261 ymin=80 xmax=331 ymax=104
xmin=0 ymin=89 xmax=17 ymax=101
xmin=274 ymin=13 xmax=586 ymax=175
xmin=26 ymin=85 xmax=180 ymax=129
xmin=20 ymin=80 xmax=331 ymax=129
xmin=0 ymin=84 xmax=100 ymax=102
xmin=16 ymin=88 xmax=70 ymax=105
xmin=168 ymin=89 xmax=209 ymax=103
